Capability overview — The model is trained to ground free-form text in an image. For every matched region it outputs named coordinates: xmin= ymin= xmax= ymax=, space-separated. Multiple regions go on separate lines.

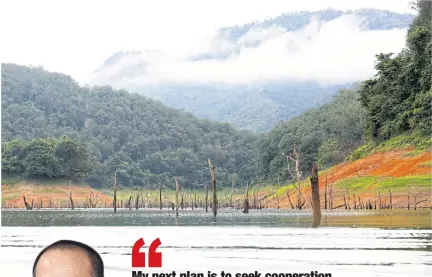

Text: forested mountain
xmin=88 ymin=9 xmax=414 ymax=132
xmin=1 ymin=64 xmax=259 ymax=188
xmin=256 ymin=88 xmax=366 ymax=183
xmin=256 ymin=1 xmax=431 ymax=183
xmin=2 ymin=63 xmax=367 ymax=189
xmin=220 ymin=8 xmax=414 ymax=41
xmin=358 ymin=4 xmax=431 ymax=141
xmin=2 ymin=3 xmax=429 ymax=191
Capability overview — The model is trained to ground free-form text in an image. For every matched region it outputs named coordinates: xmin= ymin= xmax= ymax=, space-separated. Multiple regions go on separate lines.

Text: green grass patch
xmin=347 ymin=131 xmax=431 ymax=161
xmin=1 ymin=173 xmax=90 ymax=187
xmin=274 ymin=183 xmax=304 ymax=198
xmin=420 ymin=161 xmax=432 ymax=167
xmin=28 ymin=178 xmax=72 ymax=185
xmin=402 ymin=149 xmax=425 ymax=157
xmin=334 ymin=174 xmax=431 ymax=193
xmin=374 ymin=132 xmax=431 ymax=152
xmin=34 ymin=187 xmax=65 ymax=194
xmin=2 ymin=193 xmax=19 ymax=202
xmin=348 ymin=142 xmax=375 ymax=161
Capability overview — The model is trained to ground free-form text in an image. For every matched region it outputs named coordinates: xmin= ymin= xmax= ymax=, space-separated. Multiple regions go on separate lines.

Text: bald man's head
xmin=33 ymin=240 xmax=104 ymax=277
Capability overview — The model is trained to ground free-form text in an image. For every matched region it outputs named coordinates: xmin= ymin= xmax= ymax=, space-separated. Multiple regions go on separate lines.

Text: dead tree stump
xmin=310 ymin=162 xmax=321 ymax=227
xmin=113 ymin=171 xmax=117 ymax=213
xmin=23 ymin=196 xmax=33 ymax=210
xmin=175 ymin=177 xmax=180 ymax=218
xmin=242 ymin=198 xmax=249 ymax=213
xmin=159 ymin=185 xmax=162 ymax=210
xmin=208 ymin=159 xmax=217 ymax=217
xmin=287 ymin=189 xmax=295 ymax=209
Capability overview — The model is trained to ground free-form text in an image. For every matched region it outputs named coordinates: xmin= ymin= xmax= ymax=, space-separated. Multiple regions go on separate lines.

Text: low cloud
xmin=88 ymin=15 xmax=407 ymax=87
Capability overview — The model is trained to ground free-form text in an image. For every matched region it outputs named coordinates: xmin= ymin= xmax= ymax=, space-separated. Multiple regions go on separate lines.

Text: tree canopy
xmin=2 ymin=136 xmax=95 ymax=181
xmin=255 ymin=89 xmax=366 ymax=183
xmin=1 ymin=64 xmax=258 ymax=188
xmin=358 ymin=1 xmax=431 ymax=140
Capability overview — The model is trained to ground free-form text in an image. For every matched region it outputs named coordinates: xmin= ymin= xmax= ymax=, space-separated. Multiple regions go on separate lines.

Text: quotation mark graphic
xmin=132 ymin=238 xmax=162 ymax=268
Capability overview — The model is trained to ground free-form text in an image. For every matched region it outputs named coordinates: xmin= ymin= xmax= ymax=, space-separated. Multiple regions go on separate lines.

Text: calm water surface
xmin=1 ymin=209 xmax=431 ymax=277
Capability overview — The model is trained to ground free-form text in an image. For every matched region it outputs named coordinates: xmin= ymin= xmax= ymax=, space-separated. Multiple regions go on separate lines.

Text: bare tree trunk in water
xmin=175 ymin=177 xmax=180 ymax=218
xmin=23 ymin=196 xmax=33 ymax=210
xmin=113 ymin=171 xmax=117 ymax=213
xmin=353 ymin=194 xmax=357 ymax=209
xmin=208 ymin=159 xmax=217 ymax=217
xmin=205 ymin=185 xmax=208 ymax=212
xmin=232 ymin=173 xmax=235 ymax=194
xmin=346 ymin=185 xmax=351 ymax=209
xmin=69 ymin=179 xmax=74 ymax=210
xmin=159 ymin=185 xmax=162 ymax=210
xmin=286 ymin=189 xmax=295 ymax=209
xmin=127 ymin=196 xmax=132 ymax=210
xmin=243 ymin=182 xmax=249 ymax=213
xmin=231 ymin=173 xmax=235 ymax=208
xmin=292 ymin=147 xmax=302 ymax=209
xmin=389 ymin=189 xmax=392 ymax=209
xmin=378 ymin=191 xmax=381 ymax=209
xmin=284 ymin=145 xmax=303 ymax=209
xmin=407 ymin=192 xmax=410 ymax=210
xmin=324 ymin=171 xmax=328 ymax=210
xmin=282 ymin=144 xmax=306 ymax=210
xmin=310 ymin=162 xmax=321 ymax=227
xmin=329 ymin=180 xmax=334 ymax=210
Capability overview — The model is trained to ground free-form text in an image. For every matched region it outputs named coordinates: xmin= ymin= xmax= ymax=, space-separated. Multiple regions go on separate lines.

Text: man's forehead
xmin=36 ymin=248 xmax=92 ymax=277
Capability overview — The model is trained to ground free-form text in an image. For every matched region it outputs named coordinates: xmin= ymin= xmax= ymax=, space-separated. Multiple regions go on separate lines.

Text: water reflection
xmin=1 ymin=226 xmax=431 ymax=277
xmin=1 ymin=208 xmax=431 ymax=228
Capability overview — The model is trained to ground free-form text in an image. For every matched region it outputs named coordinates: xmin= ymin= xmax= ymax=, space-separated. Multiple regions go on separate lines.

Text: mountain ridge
xmin=1 ymin=63 xmax=259 ymax=188
xmin=88 ymin=8 xmax=414 ymax=132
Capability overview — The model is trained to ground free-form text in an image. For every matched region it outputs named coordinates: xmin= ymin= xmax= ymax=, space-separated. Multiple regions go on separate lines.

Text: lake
xmin=1 ymin=209 xmax=431 ymax=277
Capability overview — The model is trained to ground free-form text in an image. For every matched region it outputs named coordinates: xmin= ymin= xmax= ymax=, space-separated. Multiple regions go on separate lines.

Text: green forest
xmin=1 ymin=1 xmax=430 ymax=189
xmin=358 ymin=2 xmax=431 ymax=140
xmin=256 ymin=88 xmax=366 ymax=183
xmin=2 ymin=136 xmax=94 ymax=180
xmin=1 ymin=65 xmax=258 ymax=188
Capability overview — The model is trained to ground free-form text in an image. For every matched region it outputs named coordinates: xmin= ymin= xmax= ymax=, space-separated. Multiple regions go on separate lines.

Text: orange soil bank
xmin=2 ymin=183 xmax=112 ymax=209
xmin=319 ymin=150 xmax=431 ymax=186
xmin=2 ymin=150 xmax=431 ymax=209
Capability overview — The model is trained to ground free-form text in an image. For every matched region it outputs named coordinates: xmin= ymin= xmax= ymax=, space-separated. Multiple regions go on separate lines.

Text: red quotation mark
xmin=132 ymin=238 xmax=162 ymax=268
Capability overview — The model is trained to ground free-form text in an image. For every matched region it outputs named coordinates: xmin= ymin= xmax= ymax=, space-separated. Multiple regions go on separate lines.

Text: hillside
xmin=258 ymin=1 xmax=431 ymax=184
xmin=268 ymin=140 xmax=431 ymax=209
xmin=2 ymin=3 xmax=431 ymax=210
xmin=264 ymin=1 xmax=432 ymax=209
xmin=1 ymin=180 xmax=112 ymax=209
xmin=3 ymin=145 xmax=430 ymax=209
xmin=1 ymin=63 xmax=370 ymax=197
xmin=220 ymin=8 xmax=413 ymax=42
xmin=88 ymin=9 xmax=414 ymax=132
xmin=1 ymin=63 xmax=259 ymax=188
xmin=255 ymin=88 xmax=366 ymax=183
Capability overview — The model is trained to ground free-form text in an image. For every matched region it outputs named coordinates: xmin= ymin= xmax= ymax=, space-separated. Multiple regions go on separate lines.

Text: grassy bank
xmin=2 ymin=146 xmax=430 ymax=209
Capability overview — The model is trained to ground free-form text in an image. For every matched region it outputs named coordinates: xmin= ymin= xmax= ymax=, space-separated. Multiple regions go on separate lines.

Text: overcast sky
xmin=1 ymin=0 xmax=414 ymax=83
